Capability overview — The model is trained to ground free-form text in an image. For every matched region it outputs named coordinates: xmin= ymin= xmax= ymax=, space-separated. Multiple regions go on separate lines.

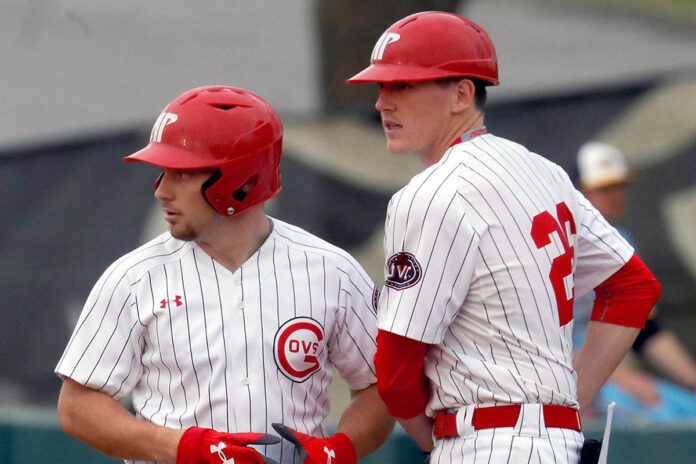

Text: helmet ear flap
xmin=201 ymin=170 xmax=263 ymax=216
xmin=201 ymin=170 xmax=223 ymax=211
xmin=232 ymin=175 xmax=259 ymax=202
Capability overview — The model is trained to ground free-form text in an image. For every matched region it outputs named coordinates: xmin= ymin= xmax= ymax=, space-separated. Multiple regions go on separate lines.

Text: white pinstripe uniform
xmin=378 ymin=130 xmax=634 ymax=463
xmin=56 ymin=217 xmax=378 ymax=464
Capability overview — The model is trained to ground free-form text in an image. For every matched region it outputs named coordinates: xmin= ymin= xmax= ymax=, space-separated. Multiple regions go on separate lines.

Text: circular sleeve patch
xmin=385 ymin=252 xmax=422 ymax=290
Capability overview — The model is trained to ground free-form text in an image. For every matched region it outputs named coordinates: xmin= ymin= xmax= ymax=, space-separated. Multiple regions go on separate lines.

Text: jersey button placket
xmin=221 ymin=268 xmax=246 ymax=432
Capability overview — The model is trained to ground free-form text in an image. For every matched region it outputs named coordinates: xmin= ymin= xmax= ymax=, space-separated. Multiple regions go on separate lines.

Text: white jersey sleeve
xmin=571 ymin=188 xmax=634 ymax=297
xmin=328 ymin=254 xmax=378 ymax=390
xmin=378 ymin=167 xmax=480 ymax=344
xmin=55 ymin=251 xmax=146 ymax=399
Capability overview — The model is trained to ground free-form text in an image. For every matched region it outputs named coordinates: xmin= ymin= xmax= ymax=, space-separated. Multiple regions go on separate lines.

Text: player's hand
xmin=272 ymin=423 xmax=356 ymax=464
xmin=176 ymin=426 xmax=280 ymax=464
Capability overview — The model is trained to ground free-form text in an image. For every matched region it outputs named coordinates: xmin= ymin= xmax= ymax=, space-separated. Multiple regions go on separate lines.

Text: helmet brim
xmin=124 ymin=143 xmax=221 ymax=169
xmin=346 ymin=63 xmax=499 ymax=85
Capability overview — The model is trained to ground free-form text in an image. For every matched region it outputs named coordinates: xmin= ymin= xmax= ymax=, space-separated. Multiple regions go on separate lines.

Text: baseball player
xmin=55 ymin=86 xmax=394 ymax=464
xmin=346 ymin=11 xmax=662 ymax=463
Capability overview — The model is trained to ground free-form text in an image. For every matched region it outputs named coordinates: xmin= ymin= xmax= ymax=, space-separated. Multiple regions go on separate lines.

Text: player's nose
xmin=375 ymin=86 xmax=395 ymax=112
xmin=154 ymin=170 xmax=174 ymax=200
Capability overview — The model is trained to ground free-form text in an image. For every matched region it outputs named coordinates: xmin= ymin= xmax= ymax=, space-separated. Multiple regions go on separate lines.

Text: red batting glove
xmin=271 ymin=423 xmax=356 ymax=464
xmin=177 ymin=427 xmax=280 ymax=464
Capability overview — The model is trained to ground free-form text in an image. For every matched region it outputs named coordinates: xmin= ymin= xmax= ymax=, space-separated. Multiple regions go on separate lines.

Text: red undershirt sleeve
xmin=374 ymin=330 xmax=430 ymax=419
xmin=590 ymin=253 xmax=661 ymax=328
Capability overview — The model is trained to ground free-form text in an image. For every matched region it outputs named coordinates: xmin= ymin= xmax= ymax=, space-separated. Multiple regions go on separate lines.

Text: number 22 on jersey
xmin=531 ymin=202 xmax=577 ymax=326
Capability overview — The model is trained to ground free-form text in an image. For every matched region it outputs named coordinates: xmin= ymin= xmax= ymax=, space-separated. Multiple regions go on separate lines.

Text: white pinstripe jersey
xmin=55 ymin=217 xmax=378 ymax=464
xmin=378 ymin=132 xmax=634 ymax=415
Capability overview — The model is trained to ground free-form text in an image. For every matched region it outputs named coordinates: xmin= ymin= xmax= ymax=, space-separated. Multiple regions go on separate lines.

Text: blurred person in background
xmin=573 ymin=141 xmax=696 ymax=423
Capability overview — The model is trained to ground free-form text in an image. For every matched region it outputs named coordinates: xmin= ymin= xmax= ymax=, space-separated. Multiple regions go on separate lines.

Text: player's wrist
xmin=323 ymin=432 xmax=356 ymax=464
xmin=155 ymin=425 xmax=185 ymax=462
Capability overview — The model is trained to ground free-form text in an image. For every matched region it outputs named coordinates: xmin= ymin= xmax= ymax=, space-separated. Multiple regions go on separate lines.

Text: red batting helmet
xmin=346 ymin=11 xmax=499 ymax=85
xmin=125 ymin=86 xmax=283 ymax=216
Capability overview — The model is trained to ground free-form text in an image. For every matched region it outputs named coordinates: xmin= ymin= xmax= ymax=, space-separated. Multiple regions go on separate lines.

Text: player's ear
xmin=451 ymin=78 xmax=476 ymax=114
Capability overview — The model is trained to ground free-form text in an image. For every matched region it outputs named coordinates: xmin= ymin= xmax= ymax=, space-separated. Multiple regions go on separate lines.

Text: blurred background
xmin=1 ymin=0 xmax=696 ymax=462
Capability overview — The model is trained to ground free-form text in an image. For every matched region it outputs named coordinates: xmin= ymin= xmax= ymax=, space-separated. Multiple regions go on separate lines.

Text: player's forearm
xmin=574 ymin=321 xmax=640 ymax=412
xmin=398 ymin=413 xmax=434 ymax=452
xmin=337 ymin=384 xmax=395 ymax=460
xmin=57 ymin=377 xmax=183 ymax=461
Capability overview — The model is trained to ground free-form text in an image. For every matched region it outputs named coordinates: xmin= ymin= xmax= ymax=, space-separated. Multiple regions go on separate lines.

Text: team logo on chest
xmin=385 ymin=252 xmax=422 ymax=290
xmin=274 ymin=317 xmax=325 ymax=382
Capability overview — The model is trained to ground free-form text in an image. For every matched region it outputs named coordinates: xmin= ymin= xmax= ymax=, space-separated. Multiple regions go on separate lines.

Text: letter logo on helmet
xmin=347 ymin=11 xmax=499 ymax=86
xmin=150 ymin=112 xmax=178 ymax=143
xmin=125 ymin=86 xmax=283 ymax=217
xmin=371 ymin=32 xmax=400 ymax=61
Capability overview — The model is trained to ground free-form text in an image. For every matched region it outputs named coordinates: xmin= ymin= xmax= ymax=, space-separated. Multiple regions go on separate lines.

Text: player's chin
xmin=169 ymin=224 xmax=198 ymax=242
xmin=386 ymin=139 xmax=411 ymax=155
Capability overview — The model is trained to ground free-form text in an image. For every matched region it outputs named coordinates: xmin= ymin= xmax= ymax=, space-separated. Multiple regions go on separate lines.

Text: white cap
xmin=577 ymin=142 xmax=631 ymax=190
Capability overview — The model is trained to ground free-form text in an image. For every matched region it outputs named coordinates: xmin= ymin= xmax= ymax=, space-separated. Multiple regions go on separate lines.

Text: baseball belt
xmin=433 ymin=404 xmax=581 ymax=439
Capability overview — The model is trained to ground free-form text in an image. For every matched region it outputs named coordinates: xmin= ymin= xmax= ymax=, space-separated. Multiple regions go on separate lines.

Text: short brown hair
xmin=435 ymin=77 xmax=488 ymax=112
